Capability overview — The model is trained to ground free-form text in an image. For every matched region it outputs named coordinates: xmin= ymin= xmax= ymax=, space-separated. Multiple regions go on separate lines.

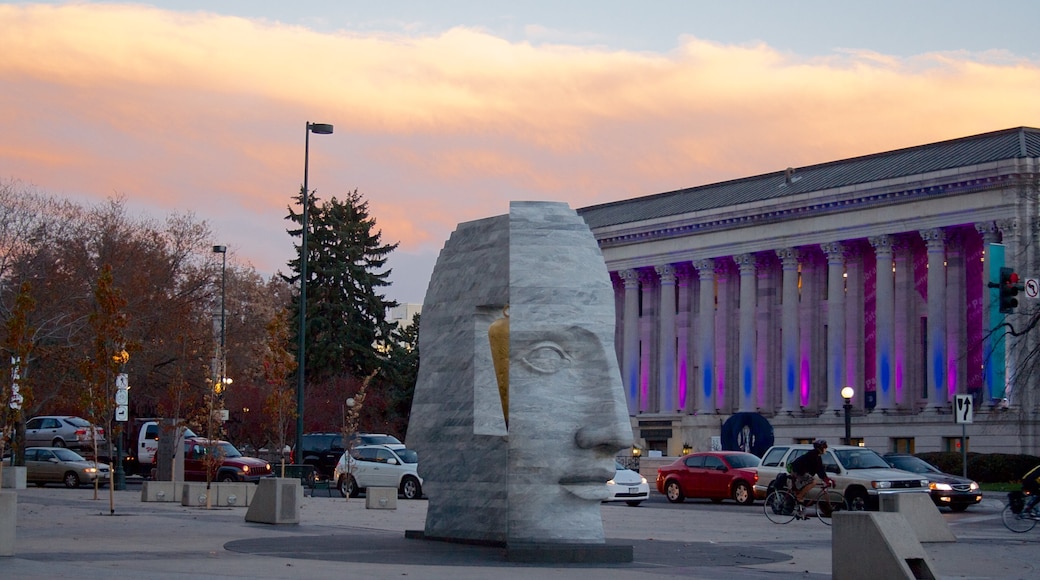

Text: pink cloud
xmin=3 ymin=4 xmax=1040 ymax=300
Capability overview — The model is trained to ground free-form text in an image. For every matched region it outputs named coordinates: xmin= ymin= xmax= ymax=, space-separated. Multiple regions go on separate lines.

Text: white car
xmin=753 ymin=444 xmax=929 ymax=510
xmin=604 ymin=461 xmax=649 ymax=506
xmin=334 ymin=444 xmax=423 ymax=500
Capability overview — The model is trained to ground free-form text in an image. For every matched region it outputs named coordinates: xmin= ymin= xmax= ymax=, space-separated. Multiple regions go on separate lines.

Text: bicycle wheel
xmin=815 ymin=489 xmax=849 ymax=525
xmin=1001 ymin=504 xmax=1037 ymax=533
xmin=764 ymin=490 xmax=797 ymax=524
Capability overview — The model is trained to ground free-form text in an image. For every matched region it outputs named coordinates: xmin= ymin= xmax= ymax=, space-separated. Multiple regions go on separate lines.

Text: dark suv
xmin=293 ymin=432 xmax=403 ymax=479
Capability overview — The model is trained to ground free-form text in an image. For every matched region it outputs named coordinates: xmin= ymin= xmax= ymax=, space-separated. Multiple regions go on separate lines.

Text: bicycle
xmin=1001 ymin=490 xmax=1039 ymax=533
xmin=764 ymin=480 xmax=849 ymax=525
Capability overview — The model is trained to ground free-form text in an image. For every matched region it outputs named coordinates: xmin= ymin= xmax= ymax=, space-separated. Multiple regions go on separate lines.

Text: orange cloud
xmin=2 ymin=3 xmax=1040 ymax=293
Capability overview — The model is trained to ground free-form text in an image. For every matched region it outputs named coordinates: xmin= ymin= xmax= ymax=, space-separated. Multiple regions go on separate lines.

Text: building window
xmin=943 ymin=436 xmax=969 ymax=453
xmin=891 ymin=438 xmax=914 ymax=453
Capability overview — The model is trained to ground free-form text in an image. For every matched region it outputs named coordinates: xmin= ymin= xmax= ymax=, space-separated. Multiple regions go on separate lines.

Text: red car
xmin=656 ymin=451 xmax=761 ymax=505
xmin=153 ymin=437 xmax=272 ymax=483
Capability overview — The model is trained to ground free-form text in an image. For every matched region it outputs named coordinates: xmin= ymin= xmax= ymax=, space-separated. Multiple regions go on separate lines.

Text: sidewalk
xmin=3 ymin=487 xmax=1038 ymax=579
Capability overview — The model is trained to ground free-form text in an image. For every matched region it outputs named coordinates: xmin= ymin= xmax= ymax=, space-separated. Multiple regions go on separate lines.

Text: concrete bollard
xmin=245 ymin=478 xmax=302 ymax=524
xmin=833 ymin=511 xmax=937 ymax=580
xmin=365 ymin=486 xmax=398 ymax=510
xmin=216 ymin=482 xmax=256 ymax=507
xmin=0 ymin=491 xmax=15 ymax=556
xmin=140 ymin=481 xmax=183 ymax=502
xmin=1 ymin=467 xmax=26 ymax=490
xmin=879 ymin=493 xmax=956 ymax=542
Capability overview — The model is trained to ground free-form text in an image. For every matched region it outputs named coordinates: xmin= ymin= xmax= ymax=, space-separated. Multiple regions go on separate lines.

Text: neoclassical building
xmin=578 ymin=127 xmax=1040 ymax=455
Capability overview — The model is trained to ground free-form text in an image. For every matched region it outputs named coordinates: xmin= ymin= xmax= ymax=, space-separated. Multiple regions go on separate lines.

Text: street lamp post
xmin=208 ymin=245 xmax=226 ymax=509
xmin=296 ymin=122 xmax=334 ymax=456
xmin=841 ymin=386 xmax=855 ymax=445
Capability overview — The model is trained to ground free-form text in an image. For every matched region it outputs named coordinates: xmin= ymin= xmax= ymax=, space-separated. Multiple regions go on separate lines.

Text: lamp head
xmin=840 ymin=386 xmax=855 ymax=400
xmin=308 ymin=122 xmax=334 ymax=134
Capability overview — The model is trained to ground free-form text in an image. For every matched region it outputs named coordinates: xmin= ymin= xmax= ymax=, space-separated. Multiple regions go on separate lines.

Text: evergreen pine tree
xmin=285 ymin=188 xmax=399 ymax=383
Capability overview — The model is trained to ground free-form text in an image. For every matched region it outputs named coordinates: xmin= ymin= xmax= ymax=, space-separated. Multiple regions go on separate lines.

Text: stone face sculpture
xmin=408 ymin=201 xmax=632 ymax=548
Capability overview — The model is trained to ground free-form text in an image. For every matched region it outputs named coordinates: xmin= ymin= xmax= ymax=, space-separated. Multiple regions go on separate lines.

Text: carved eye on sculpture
xmin=520 ymin=341 xmax=572 ymax=374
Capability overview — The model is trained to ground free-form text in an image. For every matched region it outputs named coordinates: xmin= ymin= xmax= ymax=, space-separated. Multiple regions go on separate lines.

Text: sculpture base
xmin=506 ymin=541 xmax=633 ymax=563
xmin=404 ymin=530 xmax=633 ymax=563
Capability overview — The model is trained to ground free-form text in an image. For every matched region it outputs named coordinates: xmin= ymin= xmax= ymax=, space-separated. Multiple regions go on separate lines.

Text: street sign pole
xmin=955 ymin=394 xmax=973 ymax=478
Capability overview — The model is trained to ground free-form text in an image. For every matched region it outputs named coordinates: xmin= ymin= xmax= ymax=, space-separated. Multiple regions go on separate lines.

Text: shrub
xmin=916 ymin=451 xmax=1040 ymax=483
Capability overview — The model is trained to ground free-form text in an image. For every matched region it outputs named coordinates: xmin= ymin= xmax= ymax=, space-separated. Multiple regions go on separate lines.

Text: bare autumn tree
xmin=0 ymin=195 xmax=219 ymax=424
xmin=80 ymin=265 xmax=133 ymax=511
xmin=260 ymin=308 xmax=297 ymax=475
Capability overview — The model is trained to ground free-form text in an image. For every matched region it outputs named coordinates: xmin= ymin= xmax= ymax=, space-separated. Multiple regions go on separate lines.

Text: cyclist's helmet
xmin=813 ymin=439 xmax=828 ymax=451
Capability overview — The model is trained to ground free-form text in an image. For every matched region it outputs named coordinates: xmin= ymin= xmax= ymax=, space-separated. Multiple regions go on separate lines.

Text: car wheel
xmin=625 ymin=500 xmax=643 ymax=507
xmin=340 ymin=475 xmax=360 ymax=498
xmin=400 ymin=476 xmax=422 ymax=500
xmin=63 ymin=472 xmax=80 ymax=488
xmin=949 ymin=504 xmax=970 ymax=513
xmin=52 ymin=438 xmax=66 ymax=448
xmin=733 ymin=481 xmax=754 ymax=505
xmin=219 ymin=472 xmax=237 ymax=483
xmin=846 ymin=489 xmax=869 ymax=511
xmin=665 ymin=480 xmax=685 ymax=503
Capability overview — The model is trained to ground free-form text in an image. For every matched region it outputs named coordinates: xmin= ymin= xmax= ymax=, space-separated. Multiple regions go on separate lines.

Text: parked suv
xmin=25 ymin=416 xmax=106 ymax=451
xmin=752 ymin=444 xmax=929 ymax=510
xmin=333 ymin=444 xmax=422 ymax=500
xmin=293 ymin=432 xmax=404 ymax=480
xmin=178 ymin=438 xmax=272 ymax=483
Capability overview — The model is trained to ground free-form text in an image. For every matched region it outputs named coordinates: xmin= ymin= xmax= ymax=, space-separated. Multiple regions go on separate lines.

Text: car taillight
xmin=75 ymin=429 xmax=87 ymax=436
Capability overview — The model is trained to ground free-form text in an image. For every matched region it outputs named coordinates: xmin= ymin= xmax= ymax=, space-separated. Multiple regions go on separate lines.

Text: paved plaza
xmin=2 ymin=486 xmax=1038 ymax=579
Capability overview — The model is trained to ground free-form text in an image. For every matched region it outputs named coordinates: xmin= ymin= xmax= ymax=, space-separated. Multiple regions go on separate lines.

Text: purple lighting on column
xmin=800 ymin=356 xmax=811 ymax=407
xmin=966 ymin=235 xmax=984 ymax=393
xmin=678 ymin=358 xmax=688 ymax=409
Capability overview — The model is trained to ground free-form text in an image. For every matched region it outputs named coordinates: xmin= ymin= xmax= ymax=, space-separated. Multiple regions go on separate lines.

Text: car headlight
xmin=931 ymin=482 xmax=952 ymax=491
xmin=640 ymin=476 xmax=647 ymax=484
xmin=241 ymin=465 xmax=250 ymax=473
xmin=969 ymin=482 xmax=979 ymax=491
xmin=606 ymin=478 xmax=616 ymax=485
xmin=85 ymin=467 xmax=97 ymax=474
xmin=872 ymin=481 xmax=892 ymax=489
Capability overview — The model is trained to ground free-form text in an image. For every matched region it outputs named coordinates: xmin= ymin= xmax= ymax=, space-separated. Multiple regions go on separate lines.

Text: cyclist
xmin=789 ymin=439 xmax=836 ymax=519
xmin=1022 ymin=463 xmax=1040 ymax=515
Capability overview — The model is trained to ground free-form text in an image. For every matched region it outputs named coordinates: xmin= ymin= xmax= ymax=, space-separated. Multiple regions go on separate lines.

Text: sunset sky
xmin=3 ymin=1 xmax=1040 ymax=306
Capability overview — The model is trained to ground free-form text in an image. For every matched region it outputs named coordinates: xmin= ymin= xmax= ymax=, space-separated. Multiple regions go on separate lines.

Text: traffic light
xmin=999 ymin=267 xmax=1024 ymax=314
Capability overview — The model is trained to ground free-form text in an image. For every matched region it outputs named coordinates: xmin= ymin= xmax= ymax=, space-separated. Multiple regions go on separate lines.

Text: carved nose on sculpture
xmin=575 ymin=419 xmax=633 ymax=452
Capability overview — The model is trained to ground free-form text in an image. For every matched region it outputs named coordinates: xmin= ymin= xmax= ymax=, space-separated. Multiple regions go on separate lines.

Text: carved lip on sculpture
xmin=559 ymin=471 xmax=613 ymax=501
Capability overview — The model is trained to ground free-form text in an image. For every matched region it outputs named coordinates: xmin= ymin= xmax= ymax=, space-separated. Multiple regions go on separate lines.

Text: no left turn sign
xmin=1026 ymin=278 xmax=1039 ymax=299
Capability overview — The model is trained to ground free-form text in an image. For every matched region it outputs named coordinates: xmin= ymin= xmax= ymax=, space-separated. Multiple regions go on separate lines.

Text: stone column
xmin=822 ymin=242 xmax=846 ymax=412
xmin=639 ymin=271 xmax=657 ymax=413
xmin=675 ymin=265 xmax=694 ymax=412
xmin=656 ymin=264 xmax=678 ymax=413
xmin=736 ymin=254 xmax=757 ymax=412
xmin=892 ymin=238 xmax=914 ymax=409
xmin=695 ymin=259 xmax=716 ymax=413
xmin=777 ymin=248 xmax=801 ymax=413
xmin=921 ymin=228 xmax=949 ymax=409
xmin=619 ymin=269 xmax=640 ymax=414
xmin=845 ymin=246 xmax=865 ymax=404
xmin=870 ymin=235 xmax=895 ymax=410
xmin=945 ymin=231 xmax=967 ymax=397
